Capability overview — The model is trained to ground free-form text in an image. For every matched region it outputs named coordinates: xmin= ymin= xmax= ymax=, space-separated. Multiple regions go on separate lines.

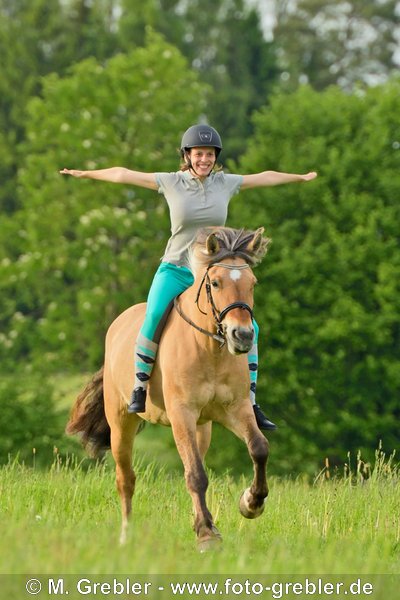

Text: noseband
xmin=174 ymin=262 xmax=254 ymax=346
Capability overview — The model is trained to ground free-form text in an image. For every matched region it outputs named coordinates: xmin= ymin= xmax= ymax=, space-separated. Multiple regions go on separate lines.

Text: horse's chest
xmin=200 ymin=364 xmax=248 ymax=405
xmin=158 ymin=345 xmax=248 ymax=405
xmin=192 ymin=379 xmax=231 ymax=402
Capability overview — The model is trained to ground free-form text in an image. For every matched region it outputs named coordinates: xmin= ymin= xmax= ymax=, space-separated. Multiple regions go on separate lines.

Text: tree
xmin=118 ymin=0 xmax=279 ymax=159
xmin=227 ymin=79 xmax=400 ymax=473
xmin=0 ymin=32 xmax=208 ymax=370
xmin=0 ymin=0 xmax=119 ymax=214
xmin=0 ymin=0 xmax=277 ymax=222
xmin=272 ymin=0 xmax=400 ymax=90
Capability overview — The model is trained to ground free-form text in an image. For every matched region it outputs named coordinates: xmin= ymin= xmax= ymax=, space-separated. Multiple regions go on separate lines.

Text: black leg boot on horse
xmin=128 ymin=387 xmax=147 ymax=413
xmin=253 ymin=404 xmax=277 ymax=430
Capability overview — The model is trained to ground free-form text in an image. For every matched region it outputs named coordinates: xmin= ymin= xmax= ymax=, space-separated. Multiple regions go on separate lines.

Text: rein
xmin=174 ymin=261 xmax=254 ymax=347
xmin=174 ymin=297 xmax=226 ymax=345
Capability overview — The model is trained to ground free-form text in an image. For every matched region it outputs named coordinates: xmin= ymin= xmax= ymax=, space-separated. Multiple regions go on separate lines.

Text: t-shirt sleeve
xmin=221 ymin=173 xmax=243 ymax=196
xmin=155 ymin=172 xmax=176 ymax=195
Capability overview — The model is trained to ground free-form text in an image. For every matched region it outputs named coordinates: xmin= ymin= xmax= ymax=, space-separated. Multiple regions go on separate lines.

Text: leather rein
xmin=174 ymin=261 xmax=254 ymax=347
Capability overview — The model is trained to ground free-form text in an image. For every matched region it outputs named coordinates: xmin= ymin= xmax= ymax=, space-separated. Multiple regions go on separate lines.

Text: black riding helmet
xmin=180 ymin=124 xmax=223 ymax=158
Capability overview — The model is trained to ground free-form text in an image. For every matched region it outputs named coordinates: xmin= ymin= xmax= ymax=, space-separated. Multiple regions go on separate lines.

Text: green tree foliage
xmin=0 ymin=32 xmax=207 ymax=370
xmin=227 ymin=79 xmax=400 ymax=473
xmin=1 ymin=1 xmax=398 ymax=475
xmin=0 ymin=0 xmax=118 ymax=214
xmin=0 ymin=0 xmax=277 ymax=218
xmin=118 ymin=0 xmax=279 ymax=158
xmin=273 ymin=0 xmax=400 ymax=90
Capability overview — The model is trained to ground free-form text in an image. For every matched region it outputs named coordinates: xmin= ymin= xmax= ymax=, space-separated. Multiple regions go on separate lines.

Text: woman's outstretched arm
xmin=60 ymin=167 xmax=158 ymax=190
xmin=241 ymin=170 xmax=317 ymax=190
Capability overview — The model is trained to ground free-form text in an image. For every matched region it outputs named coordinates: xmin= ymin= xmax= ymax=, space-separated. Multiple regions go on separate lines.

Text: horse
xmin=66 ymin=226 xmax=271 ymax=550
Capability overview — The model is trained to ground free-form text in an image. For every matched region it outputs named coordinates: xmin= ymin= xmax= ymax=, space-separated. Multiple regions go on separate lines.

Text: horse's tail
xmin=66 ymin=366 xmax=111 ymax=458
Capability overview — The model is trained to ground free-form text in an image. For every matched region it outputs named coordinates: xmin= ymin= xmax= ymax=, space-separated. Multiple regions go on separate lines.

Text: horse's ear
xmin=247 ymin=227 xmax=265 ymax=254
xmin=206 ymin=232 xmax=220 ymax=255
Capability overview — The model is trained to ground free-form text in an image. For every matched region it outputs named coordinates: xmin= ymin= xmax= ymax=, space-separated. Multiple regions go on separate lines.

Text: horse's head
xmin=189 ymin=227 xmax=271 ymax=355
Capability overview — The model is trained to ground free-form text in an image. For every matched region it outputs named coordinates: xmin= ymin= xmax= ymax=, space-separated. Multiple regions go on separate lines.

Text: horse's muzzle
xmin=225 ymin=325 xmax=254 ymax=354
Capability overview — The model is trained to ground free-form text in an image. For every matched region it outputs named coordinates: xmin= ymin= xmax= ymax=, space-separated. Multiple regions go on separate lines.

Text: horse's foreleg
xmin=169 ymin=409 xmax=221 ymax=550
xmin=239 ymin=432 xmax=269 ymax=519
xmin=223 ymin=407 xmax=269 ymax=519
xmin=196 ymin=422 xmax=212 ymax=463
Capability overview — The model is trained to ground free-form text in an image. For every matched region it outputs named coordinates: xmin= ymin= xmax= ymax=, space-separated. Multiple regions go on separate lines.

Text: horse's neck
xmin=180 ymin=277 xmax=219 ymax=339
xmin=176 ymin=275 xmax=232 ymax=360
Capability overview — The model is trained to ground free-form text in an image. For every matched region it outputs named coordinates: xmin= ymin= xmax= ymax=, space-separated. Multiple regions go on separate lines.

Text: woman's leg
xmin=128 ymin=263 xmax=194 ymax=413
xmin=248 ymin=319 xmax=277 ymax=431
xmin=248 ymin=320 xmax=259 ymax=406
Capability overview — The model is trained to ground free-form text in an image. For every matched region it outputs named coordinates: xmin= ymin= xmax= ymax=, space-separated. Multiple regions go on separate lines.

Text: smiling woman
xmin=60 ymin=123 xmax=317 ymax=426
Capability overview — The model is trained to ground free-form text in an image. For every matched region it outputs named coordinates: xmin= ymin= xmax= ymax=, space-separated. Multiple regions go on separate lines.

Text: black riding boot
xmin=127 ymin=387 xmax=147 ymax=413
xmin=253 ymin=404 xmax=277 ymax=431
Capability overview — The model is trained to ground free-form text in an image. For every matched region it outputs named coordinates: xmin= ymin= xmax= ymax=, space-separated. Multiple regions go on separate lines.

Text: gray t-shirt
xmin=155 ymin=170 xmax=243 ymax=267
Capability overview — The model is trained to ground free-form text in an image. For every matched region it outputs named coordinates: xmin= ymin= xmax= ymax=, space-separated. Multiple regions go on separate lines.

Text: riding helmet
xmin=180 ymin=124 xmax=223 ymax=157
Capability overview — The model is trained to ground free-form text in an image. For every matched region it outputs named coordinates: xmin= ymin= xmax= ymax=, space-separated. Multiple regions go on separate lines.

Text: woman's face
xmin=188 ymin=147 xmax=216 ymax=178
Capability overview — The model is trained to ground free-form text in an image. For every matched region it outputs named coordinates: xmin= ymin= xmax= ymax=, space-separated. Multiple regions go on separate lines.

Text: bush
xmin=0 ymin=369 xmax=81 ymax=467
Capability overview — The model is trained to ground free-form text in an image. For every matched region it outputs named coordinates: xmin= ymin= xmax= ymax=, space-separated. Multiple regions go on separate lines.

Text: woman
xmin=61 ymin=124 xmax=317 ymax=430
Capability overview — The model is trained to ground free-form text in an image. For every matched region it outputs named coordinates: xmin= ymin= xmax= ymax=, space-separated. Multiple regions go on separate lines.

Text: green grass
xmin=0 ymin=449 xmax=399 ymax=577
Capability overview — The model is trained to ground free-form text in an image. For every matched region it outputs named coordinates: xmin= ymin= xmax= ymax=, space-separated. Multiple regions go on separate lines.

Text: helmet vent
xmin=199 ymin=131 xmax=212 ymax=143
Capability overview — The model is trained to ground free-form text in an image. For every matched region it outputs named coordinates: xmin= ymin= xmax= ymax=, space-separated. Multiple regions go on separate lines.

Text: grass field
xmin=1 ymin=448 xmax=399 ymax=581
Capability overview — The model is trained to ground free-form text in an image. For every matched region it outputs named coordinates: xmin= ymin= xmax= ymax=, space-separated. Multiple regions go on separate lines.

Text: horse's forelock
xmin=189 ymin=227 xmax=270 ymax=272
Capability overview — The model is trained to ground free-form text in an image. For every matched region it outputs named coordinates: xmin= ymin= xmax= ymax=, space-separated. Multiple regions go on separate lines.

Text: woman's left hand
xmin=301 ymin=172 xmax=318 ymax=181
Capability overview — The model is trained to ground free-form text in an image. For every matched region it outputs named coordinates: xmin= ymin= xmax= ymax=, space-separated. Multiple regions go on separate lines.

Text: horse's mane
xmin=189 ymin=226 xmax=271 ymax=271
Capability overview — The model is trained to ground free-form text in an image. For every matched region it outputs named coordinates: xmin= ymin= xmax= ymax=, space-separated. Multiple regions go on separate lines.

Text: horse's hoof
xmin=197 ymin=525 xmax=223 ymax=553
xmin=239 ymin=487 xmax=265 ymax=519
xmin=197 ymin=535 xmax=223 ymax=553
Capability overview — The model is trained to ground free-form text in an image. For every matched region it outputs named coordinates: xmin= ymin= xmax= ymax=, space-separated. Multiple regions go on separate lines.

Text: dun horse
xmin=67 ymin=226 xmax=271 ymax=549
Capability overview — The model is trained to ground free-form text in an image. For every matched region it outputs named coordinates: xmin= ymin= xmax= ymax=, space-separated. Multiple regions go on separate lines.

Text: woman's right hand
xmin=59 ymin=168 xmax=85 ymax=177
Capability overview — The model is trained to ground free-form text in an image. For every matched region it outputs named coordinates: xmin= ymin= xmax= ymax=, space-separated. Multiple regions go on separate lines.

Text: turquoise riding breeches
xmin=140 ymin=262 xmax=195 ymax=342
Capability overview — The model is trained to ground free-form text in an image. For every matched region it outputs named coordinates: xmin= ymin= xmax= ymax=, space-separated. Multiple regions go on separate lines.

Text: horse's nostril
xmin=232 ymin=327 xmax=254 ymax=343
xmin=242 ymin=329 xmax=254 ymax=342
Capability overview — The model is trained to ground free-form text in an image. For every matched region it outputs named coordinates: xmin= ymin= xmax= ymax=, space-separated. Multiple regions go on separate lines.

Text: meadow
xmin=1 ymin=446 xmax=399 ymax=596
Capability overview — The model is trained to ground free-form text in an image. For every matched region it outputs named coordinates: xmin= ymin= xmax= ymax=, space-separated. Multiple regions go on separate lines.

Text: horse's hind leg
xmin=111 ymin=420 xmax=138 ymax=544
xmin=107 ymin=401 xmax=141 ymax=544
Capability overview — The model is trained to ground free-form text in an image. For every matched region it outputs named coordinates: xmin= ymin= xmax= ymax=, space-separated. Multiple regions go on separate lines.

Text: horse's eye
xmin=211 ymin=280 xmax=219 ymax=289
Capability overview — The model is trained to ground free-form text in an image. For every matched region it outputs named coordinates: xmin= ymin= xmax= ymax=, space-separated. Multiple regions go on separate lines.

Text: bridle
xmin=174 ymin=261 xmax=254 ymax=346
